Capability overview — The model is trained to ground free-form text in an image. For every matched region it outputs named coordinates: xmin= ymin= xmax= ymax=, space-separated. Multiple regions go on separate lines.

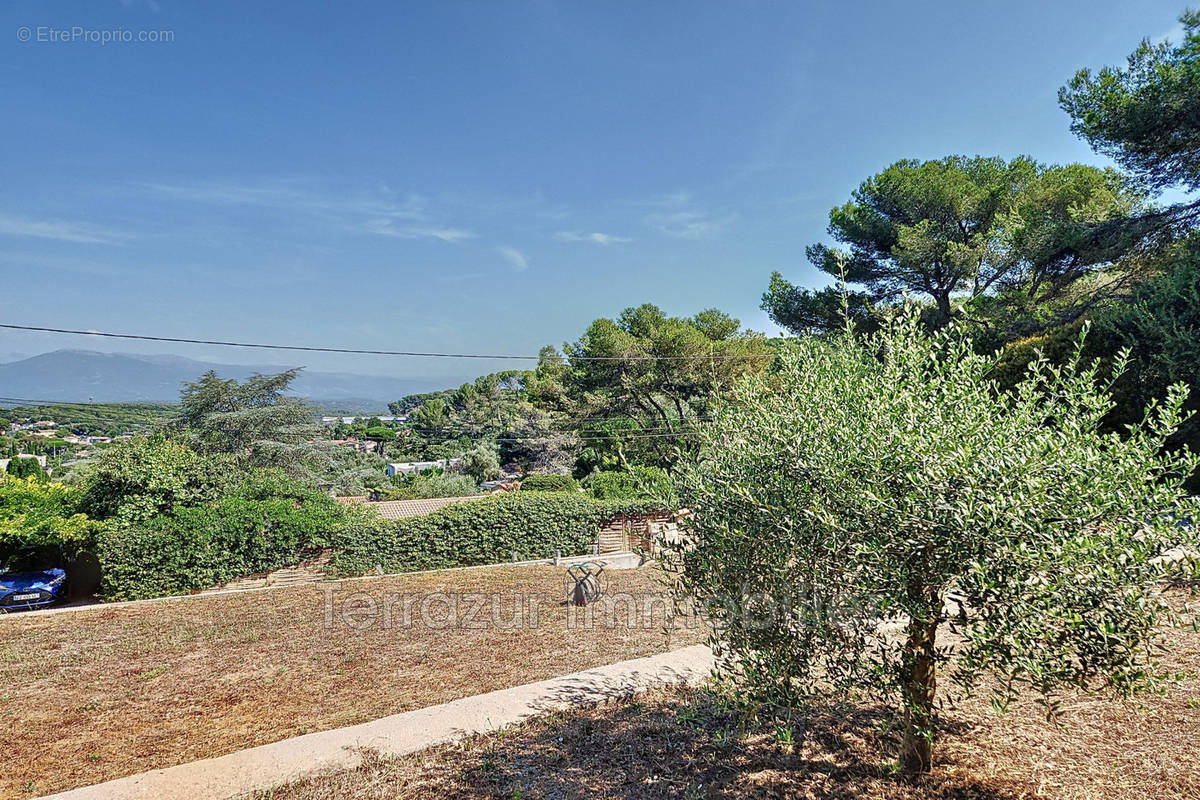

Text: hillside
xmin=0 ymin=350 xmax=463 ymax=409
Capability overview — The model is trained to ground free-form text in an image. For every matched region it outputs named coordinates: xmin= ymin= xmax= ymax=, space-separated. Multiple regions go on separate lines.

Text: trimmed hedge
xmin=96 ymin=495 xmax=349 ymax=601
xmin=329 ymin=491 xmax=664 ymax=576
xmin=519 ymin=474 xmax=579 ymax=492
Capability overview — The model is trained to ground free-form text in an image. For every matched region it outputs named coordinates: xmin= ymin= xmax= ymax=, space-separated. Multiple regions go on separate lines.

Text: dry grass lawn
xmin=0 ymin=565 xmax=700 ymax=799
xmin=250 ymin=589 xmax=1200 ymax=800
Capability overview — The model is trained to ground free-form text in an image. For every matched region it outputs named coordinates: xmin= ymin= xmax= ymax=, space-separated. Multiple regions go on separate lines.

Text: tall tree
xmin=765 ymin=156 xmax=1136 ymax=333
xmin=1059 ymin=9 xmax=1200 ymax=244
xmin=565 ymin=305 xmax=771 ymax=466
xmin=177 ymin=369 xmax=363 ymax=486
xmin=1061 ymin=10 xmax=1200 ymax=193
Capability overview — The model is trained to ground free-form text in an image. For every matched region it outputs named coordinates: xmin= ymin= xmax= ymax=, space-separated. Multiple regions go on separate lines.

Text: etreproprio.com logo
xmin=16 ymin=26 xmax=175 ymax=44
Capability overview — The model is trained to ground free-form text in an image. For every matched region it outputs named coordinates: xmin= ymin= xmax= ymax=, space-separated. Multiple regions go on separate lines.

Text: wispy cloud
xmin=144 ymin=180 xmax=480 ymax=242
xmin=496 ymin=245 xmax=529 ymax=272
xmin=144 ymin=181 xmax=427 ymax=221
xmin=629 ymin=190 xmax=693 ymax=208
xmin=553 ymin=231 xmax=631 ymax=245
xmin=363 ymin=220 xmax=474 ymax=242
xmin=628 ymin=190 xmax=734 ymax=239
xmin=647 ymin=209 xmax=735 ymax=239
xmin=1157 ymin=20 xmax=1187 ymax=44
xmin=0 ymin=215 xmax=129 ymax=245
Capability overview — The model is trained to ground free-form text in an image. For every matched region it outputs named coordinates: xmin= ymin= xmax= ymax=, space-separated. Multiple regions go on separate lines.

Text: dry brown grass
xmin=249 ymin=590 xmax=1200 ymax=800
xmin=0 ymin=566 xmax=700 ymax=799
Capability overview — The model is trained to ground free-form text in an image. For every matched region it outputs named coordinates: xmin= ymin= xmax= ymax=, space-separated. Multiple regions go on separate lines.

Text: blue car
xmin=0 ymin=546 xmax=69 ymax=612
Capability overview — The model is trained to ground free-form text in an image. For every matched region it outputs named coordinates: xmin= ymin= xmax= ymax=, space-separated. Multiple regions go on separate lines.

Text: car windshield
xmin=0 ymin=548 xmax=60 ymax=575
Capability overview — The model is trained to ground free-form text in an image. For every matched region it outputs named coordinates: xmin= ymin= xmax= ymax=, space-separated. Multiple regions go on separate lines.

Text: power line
xmin=0 ymin=323 xmax=776 ymax=361
xmin=0 ymin=400 xmax=708 ymax=441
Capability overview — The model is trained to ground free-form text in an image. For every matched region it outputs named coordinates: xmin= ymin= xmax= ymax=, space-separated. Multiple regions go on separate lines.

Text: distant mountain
xmin=0 ymin=349 xmax=466 ymax=410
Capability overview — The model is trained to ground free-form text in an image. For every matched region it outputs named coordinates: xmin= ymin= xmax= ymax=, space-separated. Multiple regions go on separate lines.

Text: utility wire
xmin=0 ymin=323 xmax=775 ymax=361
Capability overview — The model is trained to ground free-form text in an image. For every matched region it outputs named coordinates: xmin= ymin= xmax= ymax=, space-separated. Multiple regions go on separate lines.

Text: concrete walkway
xmin=40 ymin=644 xmax=714 ymax=800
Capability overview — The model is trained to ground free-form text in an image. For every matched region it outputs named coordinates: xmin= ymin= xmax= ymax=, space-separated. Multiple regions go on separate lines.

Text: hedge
xmin=519 ymin=474 xmax=578 ymax=492
xmin=329 ymin=491 xmax=665 ymax=576
xmin=586 ymin=466 xmax=675 ymax=503
xmin=96 ymin=495 xmax=349 ymax=601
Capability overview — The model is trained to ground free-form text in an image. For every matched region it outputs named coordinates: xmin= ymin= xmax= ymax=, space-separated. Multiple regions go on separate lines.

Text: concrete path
xmin=39 ymin=644 xmax=714 ymax=800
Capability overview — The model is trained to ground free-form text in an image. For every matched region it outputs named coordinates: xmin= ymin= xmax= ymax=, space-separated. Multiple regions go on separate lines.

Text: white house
xmin=386 ymin=458 xmax=461 ymax=478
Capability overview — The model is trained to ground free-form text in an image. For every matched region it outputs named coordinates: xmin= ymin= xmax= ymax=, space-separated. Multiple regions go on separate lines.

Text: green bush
xmin=381 ymin=471 xmax=479 ymax=500
xmin=586 ymin=466 xmax=675 ymax=503
xmin=519 ymin=474 xmax=578 ymax=492
xmin=0 ymin=476 xmax=98 ymax=559
xmin=5 ymin=457 xmax=46 ymax=481
xmin=96 ymin=480 xmax=351 ymax=601
xmin=329 ymin=492 xmax=663 ymax=575
xmin=79 ymin=434 xmax=234 ymax=525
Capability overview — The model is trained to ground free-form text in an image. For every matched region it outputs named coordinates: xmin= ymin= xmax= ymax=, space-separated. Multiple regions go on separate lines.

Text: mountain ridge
xmin=0 ymin=350 xmax=464 ymax=410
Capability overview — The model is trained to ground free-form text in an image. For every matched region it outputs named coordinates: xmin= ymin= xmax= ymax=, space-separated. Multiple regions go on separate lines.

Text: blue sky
xmin=0 ymin=0 xmax=1189 ymax=383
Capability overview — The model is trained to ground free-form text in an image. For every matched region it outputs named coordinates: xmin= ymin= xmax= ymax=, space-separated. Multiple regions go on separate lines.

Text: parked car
xmin=0 ymin=546 xmax=69 ymax=612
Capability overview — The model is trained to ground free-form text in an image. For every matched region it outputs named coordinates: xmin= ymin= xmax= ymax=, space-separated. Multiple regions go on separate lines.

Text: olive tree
xmin=668 ymin=313 xmax=1199 ymax=777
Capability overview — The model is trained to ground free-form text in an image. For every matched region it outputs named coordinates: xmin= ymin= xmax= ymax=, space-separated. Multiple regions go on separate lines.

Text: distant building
xmin=385 ymin=458 xmax=461 ymax=478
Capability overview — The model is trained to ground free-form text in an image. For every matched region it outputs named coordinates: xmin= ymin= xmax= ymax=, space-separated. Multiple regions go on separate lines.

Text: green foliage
xmin=363 ymin=425 xmax=396 ymax=441
xmin=78 ymin=435 xmax=232 ymax=525
xmin=0 ymin=403 xmax=175 ymax=437
xmin=767 ymin=156 xmax=1135 ymax=334
xmin=459 ymin=442 xmax=501 ymax=483
xmin=6 ymin=456 xmax=46 ymax=481
xmin=1091 ymin=244 xmax=1200 ymax=486
xmin=566 ymin=304 xmax=771 ymax=468
xmin=1060 ymin=10 xmax=1200 ymax=192
xmin=668 ymin=312 xmax=1199 ymax=775
xmin=96 ymin=475 xmax=350 ymax=601
xmin=409 ymin=397 xmax=451 ymax=437
xmin=388 ymin=389 xmax=454 ymax=416
xmin=0 ymin=477 xmax=98 ymax=558
xmin=381 ymin=471 xmax=479 ymax=500
xmin=586 ymin=465 xmax=674 ymax=503
xmin=329 ymin=492 xmax=665 ymax=575
xmin=519 ymin=474 xmax=578 ymax=492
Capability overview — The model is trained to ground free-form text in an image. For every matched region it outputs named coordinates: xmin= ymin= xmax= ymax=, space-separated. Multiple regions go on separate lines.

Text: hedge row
xmin=586 ymin=466 xmax=675 ymax=502
xmin=519 ymin=474 xmax=579 ymax=492
xmin=96 ymin=496 xmax=347 ymax=601
xmin=329 ymin=491 xmax=665 ymax=576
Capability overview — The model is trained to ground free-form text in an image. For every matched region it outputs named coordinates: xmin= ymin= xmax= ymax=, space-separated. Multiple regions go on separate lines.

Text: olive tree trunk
xmin=899 ymin=612 xmax=938 ymax=776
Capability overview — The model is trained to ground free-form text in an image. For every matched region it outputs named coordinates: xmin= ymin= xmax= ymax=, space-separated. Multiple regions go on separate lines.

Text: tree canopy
xmin=1060 ymin=10 xmax=1200 ymax=193
xmin=765 ymin=156 xmax=1136 ymax=333
xmin=565 ymin=304 xmax=771 ymax=467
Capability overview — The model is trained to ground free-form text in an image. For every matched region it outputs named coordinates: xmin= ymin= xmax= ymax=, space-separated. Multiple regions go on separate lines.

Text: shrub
xmin=0 ymin=477 xmax=98 ymax=559
xmin=459 ymin=443 xmax=501 ymax=483
xmin=79 ymin=434 xmax=233 ymax=525
xmin=330 ymin=492 xmax=663 ymax=575
xmin=382 ymin=472 xmax=479 ymax=500
xmin=96 ymin=478 xmax=351 ymax=601
xmin=587 ymin=465 xmax=675 ymax=503
xmin=519 ymin=474 xmax=578 ymax=492
xmin=5 ymin=456 xmax=46 ymax=481
xmin=670 ymin=313 xmax=1200 ymax=776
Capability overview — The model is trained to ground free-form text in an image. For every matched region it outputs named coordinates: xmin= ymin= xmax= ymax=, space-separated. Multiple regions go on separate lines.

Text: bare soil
xmin=0 ymin=566 xmax=699 ymax=798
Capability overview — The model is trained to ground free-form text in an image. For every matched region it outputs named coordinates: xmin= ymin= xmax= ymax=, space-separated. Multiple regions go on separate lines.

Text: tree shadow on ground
xmin=454 ymin=685 xmax=1026 ymax=800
